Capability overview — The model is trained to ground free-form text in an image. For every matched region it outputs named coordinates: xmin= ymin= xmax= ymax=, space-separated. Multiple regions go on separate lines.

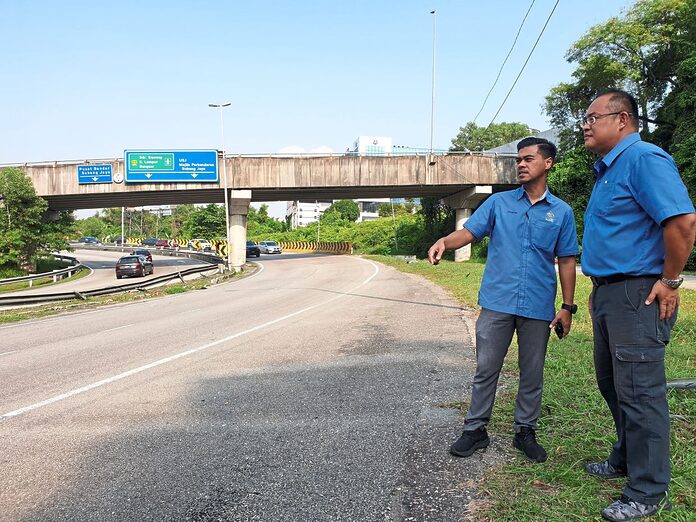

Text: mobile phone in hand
xmin=555 ymin=321 xmax=564 ymax=339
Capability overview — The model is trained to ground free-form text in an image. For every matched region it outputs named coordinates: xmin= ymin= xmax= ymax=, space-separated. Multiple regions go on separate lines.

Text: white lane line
xmin=103 ymin=324 xmax=134 ymax=333
xmin=0 ymin=258 xmax=378 ymax=421
xmin=0 ymin=351 xmax=17 ymax=357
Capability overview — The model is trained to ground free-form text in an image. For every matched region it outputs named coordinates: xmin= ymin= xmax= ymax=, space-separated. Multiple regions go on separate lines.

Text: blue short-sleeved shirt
xmin=464 ymin=187 xmax=579 ymax=321
xmin=582 ymin=133 xmax=695 ymax=277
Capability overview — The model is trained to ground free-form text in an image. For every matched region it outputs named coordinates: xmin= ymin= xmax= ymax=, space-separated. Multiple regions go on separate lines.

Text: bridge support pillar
xmin=228 ymin=190 xmax=252 ymax=272
xmin=443 ymin=185 xmax=493 ymax=262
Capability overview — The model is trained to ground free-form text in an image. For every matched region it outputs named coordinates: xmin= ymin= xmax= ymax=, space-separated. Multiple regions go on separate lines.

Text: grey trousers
xmin=464 ymin=308 xmax=551 ymax=433
xmin=592 ymin=277 xmax=675 ymax=505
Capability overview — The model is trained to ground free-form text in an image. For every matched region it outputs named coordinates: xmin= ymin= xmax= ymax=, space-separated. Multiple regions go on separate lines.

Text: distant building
xmin=351 ymin=136 xmax=393 ymax=155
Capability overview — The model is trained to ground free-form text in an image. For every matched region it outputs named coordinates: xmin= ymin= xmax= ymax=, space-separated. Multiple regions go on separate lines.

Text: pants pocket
xmin=614 ymin=344 xmax=666 ymax=402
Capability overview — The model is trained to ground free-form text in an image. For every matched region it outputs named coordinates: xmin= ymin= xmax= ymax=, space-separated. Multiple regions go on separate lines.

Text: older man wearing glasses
xmin=581 ymin=89 xmax=696 ymax=521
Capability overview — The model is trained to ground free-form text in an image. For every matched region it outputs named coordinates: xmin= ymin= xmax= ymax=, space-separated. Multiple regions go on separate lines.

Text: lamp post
xmin=429 ymin=9 xmax=437 ymax=157
xmin=208 ymin=101 xmax=232 ymax=270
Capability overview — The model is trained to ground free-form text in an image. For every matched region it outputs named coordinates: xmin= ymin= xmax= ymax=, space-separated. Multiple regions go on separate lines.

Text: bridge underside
xmin=44 ymin=183 xmax=517 ymax=210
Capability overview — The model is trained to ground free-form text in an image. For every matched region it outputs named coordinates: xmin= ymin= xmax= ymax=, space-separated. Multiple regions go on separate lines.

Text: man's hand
xmin=428 ymin=239 xmax=447 ymax=265
xmin=645 ymin=280 xmax=680 ymax=320
xmin=588 ymin=292 xmax=593 ymax=320
xmin=550 ymin=309 xmax=572 ymax=339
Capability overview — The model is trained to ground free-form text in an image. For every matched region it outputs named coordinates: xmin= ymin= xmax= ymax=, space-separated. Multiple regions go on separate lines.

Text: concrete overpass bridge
xmin=8 ymin=152 xmax=518 ymax=268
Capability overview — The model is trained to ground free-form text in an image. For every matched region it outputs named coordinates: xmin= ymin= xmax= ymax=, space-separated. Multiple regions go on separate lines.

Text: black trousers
xmin=591 ymin=276 xmax=676 ymax=504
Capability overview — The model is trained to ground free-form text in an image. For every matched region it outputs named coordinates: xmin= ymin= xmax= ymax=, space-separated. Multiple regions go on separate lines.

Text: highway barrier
xmin=279 ymin=241 xmax=353 ymax=254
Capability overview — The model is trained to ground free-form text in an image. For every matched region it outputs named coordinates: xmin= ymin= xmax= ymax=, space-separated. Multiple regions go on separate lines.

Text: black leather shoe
xmin=513 ymin=427 xmax=547 ymax=463
xmin=450 ymin=427 xmax=489 ymax=457
xmin=585 ymin=460 xmax=627 ymax=479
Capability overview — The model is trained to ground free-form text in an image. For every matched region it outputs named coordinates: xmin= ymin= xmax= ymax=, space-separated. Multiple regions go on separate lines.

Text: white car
xmin=258 ymin=241 xmax=282 ymax=254
xmin=187 ymin=238 xmax=212 ymax=251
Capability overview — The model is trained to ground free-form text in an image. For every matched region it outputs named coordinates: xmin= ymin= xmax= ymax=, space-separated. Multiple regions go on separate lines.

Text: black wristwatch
xmin=561 ymin=303 xmax=578 ymax=314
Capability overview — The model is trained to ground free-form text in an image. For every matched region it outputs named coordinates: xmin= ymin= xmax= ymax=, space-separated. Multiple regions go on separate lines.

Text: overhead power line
xmin=472 ymin=0 xmax=536 ymax=124
xmin=487 ymin=0 xmax=560 ymax=128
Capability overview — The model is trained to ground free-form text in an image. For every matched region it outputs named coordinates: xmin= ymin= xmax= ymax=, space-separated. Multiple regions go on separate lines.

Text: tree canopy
xmin=0 ymin=167 xmax=73 ymax=272
xmin=450 ymin=121 xmax=538 ymax=152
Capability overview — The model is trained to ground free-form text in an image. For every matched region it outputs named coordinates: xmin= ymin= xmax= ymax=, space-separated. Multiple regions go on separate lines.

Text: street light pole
xmin=429 ymin=9 xmax=437 ymax=157
xmin=208 ymin=101 xmax=232 ymax=270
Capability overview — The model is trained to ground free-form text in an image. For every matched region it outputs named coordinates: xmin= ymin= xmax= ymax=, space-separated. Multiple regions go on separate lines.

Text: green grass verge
xmin=369 ymin=255 xmax=696 ymax=521
xmin=0 ymin=266 xmax=91 ymax=294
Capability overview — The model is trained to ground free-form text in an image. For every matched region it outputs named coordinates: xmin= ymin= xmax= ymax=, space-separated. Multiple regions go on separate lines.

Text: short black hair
xmin=516 ymin=136 xmax=557 ymax=161
xmin=593 ymin=89 xmax=639 ymax=122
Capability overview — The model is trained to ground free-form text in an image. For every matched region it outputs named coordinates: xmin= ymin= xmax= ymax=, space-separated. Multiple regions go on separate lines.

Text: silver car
xmin=258 ymin=241 xmax=282 ymax=254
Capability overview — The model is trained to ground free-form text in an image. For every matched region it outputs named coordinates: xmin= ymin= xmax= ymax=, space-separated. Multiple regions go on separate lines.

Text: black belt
xmin=590 ymin=274 xmax=660 ymax=287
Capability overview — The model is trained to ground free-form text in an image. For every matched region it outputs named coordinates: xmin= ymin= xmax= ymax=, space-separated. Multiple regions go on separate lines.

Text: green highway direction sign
xmin=124 ymin=150 xmax=219 ymax=183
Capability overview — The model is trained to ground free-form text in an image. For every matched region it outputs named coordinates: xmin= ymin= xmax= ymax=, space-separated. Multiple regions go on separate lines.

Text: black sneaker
xmin=449 ymin=427 xmax=490 ymax=457
xmin=601 ymin=495 xmax=671 ymax=521
xmin=513 ymin=427 xmax=547 ymax=463
xmin=585 ymin=460 xmax=627 ymax=479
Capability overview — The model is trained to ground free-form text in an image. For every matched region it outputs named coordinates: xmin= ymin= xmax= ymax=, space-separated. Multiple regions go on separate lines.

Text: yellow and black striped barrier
xmin=279 ymin=241 xmax=352 ymax=254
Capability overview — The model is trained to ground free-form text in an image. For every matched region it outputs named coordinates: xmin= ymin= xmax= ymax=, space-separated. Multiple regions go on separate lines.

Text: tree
xmin=450 ymin=122 xmax=538 ymax=152
xmin=0 ymin=167 xmax=73 ymax=272
xmin=181 ymin=204 xmax=226 ymax=239
xmin=324 ymin=200 xmax=360 ymax=222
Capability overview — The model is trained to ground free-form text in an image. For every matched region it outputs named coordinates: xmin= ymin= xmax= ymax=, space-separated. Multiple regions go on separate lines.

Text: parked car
xmin=78 ymin=236 xmax=100 ymax=245
xmin=115 ymin=255 xmax=154 ymax=279
xmin=187 ymin=238 xmax=212 ymax=251
xmin=258 ymin=240 xmax=282 ymax=254
xmin=141 ymin=237 xmax=159 ymax=247
xmin=155 ymin=239 xmax=170 ymax=248
xmin=246 ymin=240 xmax=261 ymax=258
xmin=130 ymin=249 xmax=153 ymax=262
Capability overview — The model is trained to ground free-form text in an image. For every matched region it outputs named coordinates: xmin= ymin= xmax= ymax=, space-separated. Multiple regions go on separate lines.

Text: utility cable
xmin=472 ymin=0 xmax=536 ymax=124
xmin=487 ymin=0 xmax=560 ymax=128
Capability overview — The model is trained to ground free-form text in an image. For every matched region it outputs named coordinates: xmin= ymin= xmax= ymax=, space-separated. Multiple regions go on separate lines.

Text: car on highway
xmin=246 ymin=240 xmax=261 ymax=258
xmin=115 ymin=255 xmax=154 ymax=279
xmin=78 ymin=236 xmax=100 ymax=245
xmin=111 ymin=236 xmax=127 ymax=245
xmin=130 ymin=249 xmax=153 ymax=262
xmin=187 ymin=238 xmax=212 ymax=251
xmin=258 ymin=240 xmax=282 ymax=254
xmin=141 ymin=237 xmax=159 ymax=247
xmin=155 ymin=239 xmax=170 ymax=248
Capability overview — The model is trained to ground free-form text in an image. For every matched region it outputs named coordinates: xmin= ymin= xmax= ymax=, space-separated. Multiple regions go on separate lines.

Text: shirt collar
xmin=516 ymin=185 xmax=550 ymax=203
xmin=593 ymin=132 xmax=641 ymax=177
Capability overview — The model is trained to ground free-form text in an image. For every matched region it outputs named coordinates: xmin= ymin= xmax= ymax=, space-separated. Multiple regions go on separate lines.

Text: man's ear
xmin=545 ymin=157 xmax=553 ymax=172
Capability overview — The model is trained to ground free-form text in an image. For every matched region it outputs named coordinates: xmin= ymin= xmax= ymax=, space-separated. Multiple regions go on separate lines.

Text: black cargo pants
xmin=591 ymin=276 xmax=676 ymax=505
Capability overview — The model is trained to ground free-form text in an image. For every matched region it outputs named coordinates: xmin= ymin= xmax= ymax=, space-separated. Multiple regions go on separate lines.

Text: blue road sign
xmin=124 ymin=150 xmax=219 ymax=183
xmin=78 ymin=164 xmax=113 ymax=184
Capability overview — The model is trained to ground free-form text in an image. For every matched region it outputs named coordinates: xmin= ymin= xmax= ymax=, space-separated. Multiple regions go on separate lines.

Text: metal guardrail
xmin=0 ymin=265 xmax=219 ymax=306
xmin=0 ymin=254 xmax=84 ymax=287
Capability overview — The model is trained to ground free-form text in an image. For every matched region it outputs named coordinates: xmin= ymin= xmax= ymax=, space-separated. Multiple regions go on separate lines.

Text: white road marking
xmin=0 ymin=258 xmax=378 ymax=421
xmin=103 ymin=324 xmax=134 ymax=333
xmin=0 ymin=351 xmax=17 ymax=357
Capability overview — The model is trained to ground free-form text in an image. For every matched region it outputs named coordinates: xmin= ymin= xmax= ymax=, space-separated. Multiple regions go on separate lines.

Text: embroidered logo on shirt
xmin=545 ymin=211 xmax=555 ymax=223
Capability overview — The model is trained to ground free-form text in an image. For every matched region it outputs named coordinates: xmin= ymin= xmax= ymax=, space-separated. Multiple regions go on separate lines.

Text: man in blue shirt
xmin=428 ymin=137 xmax=578 ymax=463
xmin=581 ymin=89 xmax=696 ymax=521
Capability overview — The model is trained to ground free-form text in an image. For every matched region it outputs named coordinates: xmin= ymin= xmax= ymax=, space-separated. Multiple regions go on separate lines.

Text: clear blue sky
xmin=2 ymin=0 xmax=630 ymax=216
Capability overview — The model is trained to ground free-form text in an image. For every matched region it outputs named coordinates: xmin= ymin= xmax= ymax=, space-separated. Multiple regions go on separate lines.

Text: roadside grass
xmin=0 ymin=264 xmax=255 ymax=325
xmin=369 ymin=255 xmax=696 ymax=521
xmin=0 ymin=265 xmax=91 ymax=294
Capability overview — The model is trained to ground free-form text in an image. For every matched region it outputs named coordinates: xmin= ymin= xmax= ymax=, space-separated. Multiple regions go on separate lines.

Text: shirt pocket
xmin=589 ymin=180 xmax=617 ymax=216
xmin=614 ymin=344 xmax=666 ymax=402
xmin=531 ymin=220 xmax=560 ymax=253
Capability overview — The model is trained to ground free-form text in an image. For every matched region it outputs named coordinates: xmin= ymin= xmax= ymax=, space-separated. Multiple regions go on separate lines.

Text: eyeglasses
xmin=579 ymin=112 xmax=624 ymax=126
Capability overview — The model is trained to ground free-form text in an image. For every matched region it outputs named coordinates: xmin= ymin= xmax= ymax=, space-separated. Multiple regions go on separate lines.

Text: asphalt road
xmin=0 ymin=254 xmax=491 ymax=521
